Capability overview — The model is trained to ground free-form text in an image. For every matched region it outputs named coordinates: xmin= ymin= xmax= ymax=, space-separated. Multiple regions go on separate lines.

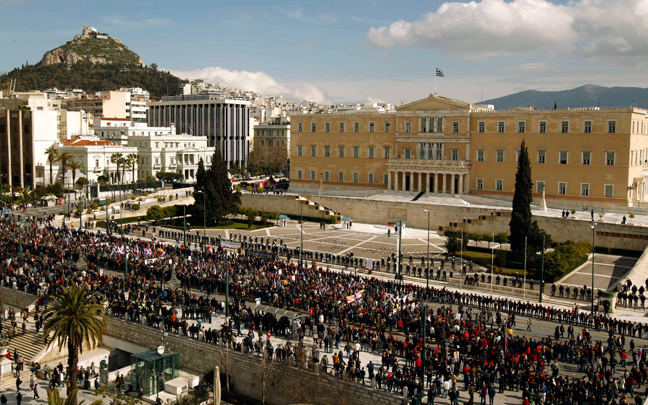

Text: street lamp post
xmin=18 ymin=223 xmax=23 ymax=267
xmin=460 ymin=229 xmax=464 ymax=289
xmin=523 ymin=236 xmax=527 ymax=301
xmin=421 ymin=304 xmax=426 ymax=385
xmin=539 ymin=234 xmax=545 ymax=303
xmin=202 ymin=191 xmax=206 ymax=247
xmin=125 ymin=239 xmax=129 ymax=289
xmin=424 ymin=209 xmax=430 ymax=288
xmin=397 ymin=221 xmax=403 ymax=283
xmin=224 ymin=262 xmax=231 ymax=332
xmin=490 ymin=233 xmax=495 ymax=294
xmin=295 ymin=196 xmax=304 ymax=267
xmin=120 ymin=202 xmax=123 ymax=234
xmin=591 ymin=223 xmax=597 ymax=314
xmin=183 ymin=205 xmax=187 ymax=247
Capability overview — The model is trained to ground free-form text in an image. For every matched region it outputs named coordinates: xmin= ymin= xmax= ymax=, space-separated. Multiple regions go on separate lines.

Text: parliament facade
xmin=290 ymin=94 xmax=648 ymax=209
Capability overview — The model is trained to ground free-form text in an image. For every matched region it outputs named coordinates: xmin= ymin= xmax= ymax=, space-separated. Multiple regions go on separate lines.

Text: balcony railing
xmin=387 ymin=158 xmax=470 ymax=171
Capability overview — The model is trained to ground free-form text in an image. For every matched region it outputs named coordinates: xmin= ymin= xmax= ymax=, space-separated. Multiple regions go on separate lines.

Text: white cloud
xmin=367 ymin=0 xmax=648 ymax=61
xmin=367 ymin=0 xmax=575 ymax=59
xmin=168 ymin=66 xmax=330 ymax=104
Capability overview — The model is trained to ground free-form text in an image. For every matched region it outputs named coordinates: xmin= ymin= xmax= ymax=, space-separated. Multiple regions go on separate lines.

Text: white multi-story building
xmin=93 ymin=117 xmax=172 ymax=144
xmin=119 ymin=87 xmax=150 ymax=100
xmin=92 ymin=117 xmax=211 ymax=182
xmin=56 ymin=136 xmax=138 ymax=184
xmin=127 ymin=129 xmax=211 ymax=182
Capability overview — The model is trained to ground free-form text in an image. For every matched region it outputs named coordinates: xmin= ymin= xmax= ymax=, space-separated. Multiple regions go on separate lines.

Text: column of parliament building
xmin=289 ymin=94 xmax=648 ymax=209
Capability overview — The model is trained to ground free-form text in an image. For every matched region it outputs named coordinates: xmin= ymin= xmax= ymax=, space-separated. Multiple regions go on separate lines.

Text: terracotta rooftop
xmin=62 ymin=137 xmax=119 ymax=146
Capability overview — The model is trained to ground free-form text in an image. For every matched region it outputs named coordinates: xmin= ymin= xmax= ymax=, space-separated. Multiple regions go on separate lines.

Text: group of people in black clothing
xmin=2 ymin=214 xmax=648 ymax=404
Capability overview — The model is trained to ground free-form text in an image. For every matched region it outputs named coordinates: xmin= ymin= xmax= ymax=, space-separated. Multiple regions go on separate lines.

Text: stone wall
xmin=240 ymin=194 xmax=648 ymax=251
xmin=0 ymin=285 xmax=38 ymax=309
xmin=241 ymin=194 xmax=339 ymax=222
xmin=105 ymin=317 xmax=401 ymax=405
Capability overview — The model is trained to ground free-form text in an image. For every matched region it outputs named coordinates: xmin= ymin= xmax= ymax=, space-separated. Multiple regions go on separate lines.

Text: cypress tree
xmin=191 ymin=158 xmax=206 ymax=223
xmin=203 ymin=149 xmax=240 ymax=225
xmin=509 ymin=140 xmax=533 ymax=258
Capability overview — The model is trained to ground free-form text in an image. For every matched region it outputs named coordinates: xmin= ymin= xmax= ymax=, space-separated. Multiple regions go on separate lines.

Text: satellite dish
xmin=157 ymin=345 xmax=164 ymax=355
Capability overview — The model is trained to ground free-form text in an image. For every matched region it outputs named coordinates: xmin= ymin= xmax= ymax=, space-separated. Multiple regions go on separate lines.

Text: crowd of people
xmin=2 ymin=215 xmax=648 ymax=404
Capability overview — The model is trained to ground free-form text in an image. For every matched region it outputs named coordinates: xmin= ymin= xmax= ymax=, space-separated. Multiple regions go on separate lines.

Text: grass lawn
xmin=460 ymin=250 xmax=524 ymax=276
xmin=96 ymin=215 xmax=145 ymax=227
xmin=160 ymin=218 xmax=273 ymax=231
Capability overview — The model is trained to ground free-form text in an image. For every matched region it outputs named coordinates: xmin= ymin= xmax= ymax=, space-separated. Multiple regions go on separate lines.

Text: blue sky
xmin=2 ymin=0 xmax=647 ymax=105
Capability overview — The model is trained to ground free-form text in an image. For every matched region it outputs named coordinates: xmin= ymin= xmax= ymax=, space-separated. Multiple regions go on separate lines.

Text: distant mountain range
xmin=480 ymin=85 xmax=648 ymax=110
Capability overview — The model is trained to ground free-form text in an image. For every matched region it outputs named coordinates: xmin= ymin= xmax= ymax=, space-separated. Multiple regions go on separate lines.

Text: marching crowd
xmin=2 ymin=216 xmax=648 ymax=404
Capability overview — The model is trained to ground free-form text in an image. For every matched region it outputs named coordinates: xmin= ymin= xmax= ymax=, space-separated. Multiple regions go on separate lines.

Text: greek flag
xmin=436 ymin=68 xmax=444 ymax=77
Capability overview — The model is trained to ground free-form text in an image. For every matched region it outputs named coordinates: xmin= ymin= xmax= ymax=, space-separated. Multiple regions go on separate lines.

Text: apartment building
xmin=250 ymin=121 xmax=290 ymax=170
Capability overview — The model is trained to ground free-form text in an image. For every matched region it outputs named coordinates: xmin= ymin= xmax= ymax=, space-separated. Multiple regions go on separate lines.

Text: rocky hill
xmin=39 ymin=25 xmax=145 ymax=67
xmin=1 ymin=25 xmax=183 ymax=99
xmin=481 ymin=85 xmax=648 ymax=110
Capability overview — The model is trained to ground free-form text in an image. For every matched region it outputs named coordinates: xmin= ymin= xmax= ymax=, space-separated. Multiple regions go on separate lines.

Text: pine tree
xmin=202 ymin=149 xmax=240 ymax=225
xmin=509 ymin=140 xmax=533 ymax=258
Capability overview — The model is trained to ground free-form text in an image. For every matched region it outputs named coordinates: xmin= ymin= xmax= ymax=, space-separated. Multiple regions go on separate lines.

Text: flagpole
xmin=434 ymin=75 xmax=437 ymax=95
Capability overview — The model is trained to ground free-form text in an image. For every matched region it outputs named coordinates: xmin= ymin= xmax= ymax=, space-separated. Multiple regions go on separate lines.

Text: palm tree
xmin=43 ymin=283 xmax=106 ymax=405
xmin=67 ymin=159 xmax=84 ymax=187
xmin=119 ymin=157 xmax=130 ymax=184
xmin=47 ymin=387 xmax=101 ymax=405
xmin=56 ymin=152 xmax=71 ymax=186
xmin=110 ymin=153 xmax=123 ymax=183
xmin=44 ymin=144 xmax=58 ymax=185
xmin=126 ymin=153 xmax=140 ymax=182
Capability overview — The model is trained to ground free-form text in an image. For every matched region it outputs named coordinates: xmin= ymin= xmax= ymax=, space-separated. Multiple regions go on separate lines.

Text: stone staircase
xmin=0 ymin=315 xmax=48 ymax=393
xmin=296 ymin=195 xmax=341 ymax=222
xmin=1 ymin=316 xmax=48 ymax=366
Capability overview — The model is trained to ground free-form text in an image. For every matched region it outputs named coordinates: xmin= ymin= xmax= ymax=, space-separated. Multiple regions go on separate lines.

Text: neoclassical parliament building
xmin=289 ymin=94 xmax=648 ymax=209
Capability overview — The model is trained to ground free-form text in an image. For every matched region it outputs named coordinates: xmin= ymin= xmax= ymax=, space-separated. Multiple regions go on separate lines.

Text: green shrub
xmin=444 ymin=231 xmax=468 ymax=255
xmin=494 ymin=249 xmax=507 ymax=269
xmin=157 ymin=197 xmax=165 ymax=203
xmin=240 ymin=208 xmax=258 ymax=228
xmin=256 ymin=187 xmax=264 ymax=193
xmin=146 ymin=205 xmax=165 ymax=221
xmin=544 ymin=241 xmax=591 ymax=282
xmin=132 ymin=203 xmax=140 ymax=211
xmin=130 ymin=195 xmax=136 ymax=200
xmin=91 ymin=203 xmax=99 ymax=210
xmin=143 ymin=192 xmax=149 ymax=197
xmin=169 ymin=195 xmax=174 ymax=201
xmin=163 ymin=205 xmax=177 ymax=218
